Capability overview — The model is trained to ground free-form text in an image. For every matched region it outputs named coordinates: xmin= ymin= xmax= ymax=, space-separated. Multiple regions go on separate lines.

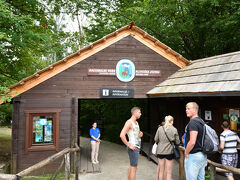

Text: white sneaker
xmin=95 ymin=160 xmax=99 ymax=164
xmin=92 ymin=160 xmax=97 ymax=164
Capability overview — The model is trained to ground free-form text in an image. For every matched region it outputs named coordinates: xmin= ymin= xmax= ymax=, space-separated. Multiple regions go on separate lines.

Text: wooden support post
xmin=50 ymin=159 xmax=64 ymax=180
xmin=209 ymin=164 xmax=216 ymax=180
xmin=12 ymin=97 xmax=21 ymax=174
xmin=148 ymin=136 xmax=152 ymax=160
xmin=65 ymin=153 xmax=70 ymax=180
xmin=71 ymin=98 xmax=77 ymax=172
xmin=179 ymin=149 xmax=185 ymax=180
xmin=75 ymin=150 xmax=80 ymax=180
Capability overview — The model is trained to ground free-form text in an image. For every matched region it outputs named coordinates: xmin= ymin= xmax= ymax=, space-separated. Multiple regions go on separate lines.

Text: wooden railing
xmin=0 ymin=143 xmax=80 ymax=180
xmin=143 ymin=131 xmax=240 ymax=180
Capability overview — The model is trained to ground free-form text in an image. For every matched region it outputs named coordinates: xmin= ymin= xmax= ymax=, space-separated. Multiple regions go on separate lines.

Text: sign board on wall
xmin=88 ymin=69 xmax=161 ymax=77
xmin=100 ymin=88 xmax=134 ymax=98
xmin=88 ymin=59 xmax=161 ymax=82
xmin=116 ymin=59 xmax=135 ymax=82
xmin=205 ymin=111 xmax=212 ymax=121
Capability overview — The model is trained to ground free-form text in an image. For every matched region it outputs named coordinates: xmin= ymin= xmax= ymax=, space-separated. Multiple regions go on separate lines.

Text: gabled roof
xmin=1 ymin=22 xmax=189 ymax=104
xmin=147 ymin=51 xmax=240 ymax=97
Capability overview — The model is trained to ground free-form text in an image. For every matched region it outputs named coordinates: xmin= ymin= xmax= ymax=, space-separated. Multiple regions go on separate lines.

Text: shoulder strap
xmin=130 ymin=120 xmax=138 ymax=127
xmin=162 ymin=126 xmax=173 ymax=145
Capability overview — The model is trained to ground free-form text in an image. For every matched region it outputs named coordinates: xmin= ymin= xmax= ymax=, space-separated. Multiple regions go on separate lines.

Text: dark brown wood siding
xmin=149 ymin=96 xmax=240 ymax=138
xmin=12 ymin=35 xmax=180 ymax=173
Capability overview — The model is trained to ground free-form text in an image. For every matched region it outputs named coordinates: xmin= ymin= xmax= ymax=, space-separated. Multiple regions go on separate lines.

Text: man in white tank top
xmin=120 ymin=107 xmax=143 ymax=180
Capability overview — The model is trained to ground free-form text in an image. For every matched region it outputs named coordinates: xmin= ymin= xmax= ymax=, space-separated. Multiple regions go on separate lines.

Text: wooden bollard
xmin=179 ymin=149 xmax=185 ymax=180
xmin=65 ymin=153 xmax=70 ymax=180
xmin=209 ymin=164 xmax=216 ymax=180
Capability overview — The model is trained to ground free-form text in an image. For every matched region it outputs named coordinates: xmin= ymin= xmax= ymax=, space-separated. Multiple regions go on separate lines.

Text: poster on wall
xmin=229 ymin=109 xmax=239 ymax=119
xmin=229 ymin=109 xmax=239 ymax=131
xmin=44 ymin=121 xmax=52 ymax=142
xmin=205 ymin=111 xmax=212 ymax=121
xmin=35 ymin=120 xmax=43 ymax=142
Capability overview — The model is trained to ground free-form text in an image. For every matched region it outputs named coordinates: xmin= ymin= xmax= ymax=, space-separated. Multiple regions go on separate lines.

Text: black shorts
xmin=157 ymin=154 xmax=175 ymax=160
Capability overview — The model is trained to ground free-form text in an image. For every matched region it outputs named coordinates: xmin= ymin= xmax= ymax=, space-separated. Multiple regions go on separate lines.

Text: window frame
xmin=24 ymin=109 xmax=61 ymax=153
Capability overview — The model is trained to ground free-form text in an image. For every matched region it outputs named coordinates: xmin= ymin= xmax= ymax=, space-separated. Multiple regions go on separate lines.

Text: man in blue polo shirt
xmin=89 ymin=122 xmax=101 ymax=164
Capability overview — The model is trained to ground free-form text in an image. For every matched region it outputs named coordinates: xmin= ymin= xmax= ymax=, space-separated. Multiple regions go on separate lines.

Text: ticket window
xmin=222 ymin=108 xmax=240 ymax=131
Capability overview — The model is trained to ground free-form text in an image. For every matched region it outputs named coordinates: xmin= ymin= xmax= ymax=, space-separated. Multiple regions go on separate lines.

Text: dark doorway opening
xmin=78 ymin=98 xmax=148 ymax=145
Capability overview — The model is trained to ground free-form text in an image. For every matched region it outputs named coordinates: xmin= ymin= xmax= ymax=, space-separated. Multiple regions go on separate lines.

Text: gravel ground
xmin=77 ymin=137 xmax=179 ymax=180
xmin=76 ymin=137 xmax=228 ymax=180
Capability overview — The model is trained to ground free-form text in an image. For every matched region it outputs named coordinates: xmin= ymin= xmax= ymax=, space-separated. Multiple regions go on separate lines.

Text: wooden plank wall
xmin=13 ymin=35 xmax=180 ymax=173
xmin=149 ymin=96 xmax=240 ymax=138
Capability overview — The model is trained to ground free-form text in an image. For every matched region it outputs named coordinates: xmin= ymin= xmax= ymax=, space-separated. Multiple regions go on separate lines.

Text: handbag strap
xmin=162 ymin=126 xmax=173 ymax=146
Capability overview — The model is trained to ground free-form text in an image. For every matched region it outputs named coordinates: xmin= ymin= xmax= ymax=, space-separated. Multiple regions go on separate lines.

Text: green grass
xmin=0 ymin=127 xmax=11 ymax=161
xmin=0 ymin=127 xmax=11 ymax=140
xmin=22 ymin=173 xmax=71 ymax=180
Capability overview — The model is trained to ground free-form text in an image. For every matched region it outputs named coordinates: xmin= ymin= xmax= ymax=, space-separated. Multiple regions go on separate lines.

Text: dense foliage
xmin=83 ymin=0 xmax=240 ymax=60
xmin=1 ymin=0 xmax=240 ymax=133
xmin=79 ymin=99 xmax=148 ymax=144
xmin=0 ymin=0 xmax=85 ymax=101
xmin=1 ymin=0 xmax=240 ymax=98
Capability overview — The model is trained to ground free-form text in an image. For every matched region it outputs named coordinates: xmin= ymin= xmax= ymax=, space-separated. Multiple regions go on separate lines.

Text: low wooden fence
xmin=0 ymin=143 xmax=80 ymax=180
xmin=143 ymin=131 xmax=240 ymax=180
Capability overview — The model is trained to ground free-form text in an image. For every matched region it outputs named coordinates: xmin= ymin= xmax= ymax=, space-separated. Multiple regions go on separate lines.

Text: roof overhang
xmin=0 ymin=22 xmax=189 ymax=104
xmin=147 ymin=91 xmax=240 ymax=98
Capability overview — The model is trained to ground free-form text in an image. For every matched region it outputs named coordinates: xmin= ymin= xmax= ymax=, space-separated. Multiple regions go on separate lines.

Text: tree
xmin=0 ymin=0 xmax=80 ymax=87
xmin=82 ymin=0 xmax=240 ymax=60
xmin=0 ymin=0 xmax=85 ymax=103
xmin=0 ymin=0 xmax=86 ymax=121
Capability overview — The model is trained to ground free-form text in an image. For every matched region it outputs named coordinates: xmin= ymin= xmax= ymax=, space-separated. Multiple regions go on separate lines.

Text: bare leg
xmin=156 ymin=162 xmax=160 ymax=180
xmin=128 ymin=166 xmax=137 ymax=180
xmin=158 ymin=158 xmax=165 ymax=180
xmin=227 ymin=176 xmax=234 ymax=180
xmin=165 ymin=159 xmax=173 ymax=180
xmin=128 ymin=167 xmax=131 ymax=180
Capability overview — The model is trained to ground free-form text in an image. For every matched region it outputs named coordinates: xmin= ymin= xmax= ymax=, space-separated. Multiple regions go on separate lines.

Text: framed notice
xmin=205 ymin=111 xmax=212 ymax=121
xmin=100 ymin=87 xmax=134 ymax=98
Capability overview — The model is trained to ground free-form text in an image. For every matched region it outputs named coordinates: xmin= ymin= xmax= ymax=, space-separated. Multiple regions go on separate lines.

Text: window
xmin=24 ymin=109 xmax=61 ymax=153
xmin=32 ymin=115 xmax=53 ymax=144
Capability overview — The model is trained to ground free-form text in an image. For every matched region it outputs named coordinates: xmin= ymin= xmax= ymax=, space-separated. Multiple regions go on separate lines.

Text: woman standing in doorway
xmin=89 ymin=122 xmax=101 ymax=164
xmin=154 ymin=115 xmax=180 ymax=180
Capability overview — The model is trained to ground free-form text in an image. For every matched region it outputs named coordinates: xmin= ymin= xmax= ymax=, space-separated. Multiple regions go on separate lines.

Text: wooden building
xmin=148 ymin=51 xmax=240 ymax=138
xmin=4 ymin=22 xmax=189 ymax=173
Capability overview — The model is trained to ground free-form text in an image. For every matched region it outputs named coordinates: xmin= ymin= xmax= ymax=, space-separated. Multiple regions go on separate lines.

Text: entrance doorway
xmin=78 ymin=98 xmax=148 ymax=144
xmin=77 ymin=98 xmax=148 ymax=173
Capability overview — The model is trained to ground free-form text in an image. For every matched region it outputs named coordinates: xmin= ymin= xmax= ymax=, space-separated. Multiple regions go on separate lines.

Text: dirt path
xmin=77 ymin=137 xmax=228 ymax=180
xmin=78 ymin=137 xmax=179 ymax=180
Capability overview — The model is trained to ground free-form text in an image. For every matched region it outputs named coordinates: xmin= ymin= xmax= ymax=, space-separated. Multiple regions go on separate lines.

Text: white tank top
xmin=127 ymin=120 xmax=141 ymax=148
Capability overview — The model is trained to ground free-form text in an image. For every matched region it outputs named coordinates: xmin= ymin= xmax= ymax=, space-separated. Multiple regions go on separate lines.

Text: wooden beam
xmin=17 ymin=147 xmax=79 ymax=178
xmin=207 ymin=159 xmax=240 ymax=175
xmin=50 ymin=159 xmax=64 ymax=180
xmin=6 ymin=30 xmax=130 ymax=102
xmin=131 ymin=32 xmax=188 ymax=68
xmin=0 ymin=174 xmax=17 ymax=180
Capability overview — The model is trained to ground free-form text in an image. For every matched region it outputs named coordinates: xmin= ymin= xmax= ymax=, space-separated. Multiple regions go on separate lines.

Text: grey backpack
xmin=200 ymin=119 xmax=219 ymax=154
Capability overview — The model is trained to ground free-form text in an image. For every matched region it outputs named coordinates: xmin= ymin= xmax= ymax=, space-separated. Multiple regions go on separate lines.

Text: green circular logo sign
xmin=116 ymin=59 xmax=135 ymax=82
xmin=230 ymin=115 xmax=238 ymax=122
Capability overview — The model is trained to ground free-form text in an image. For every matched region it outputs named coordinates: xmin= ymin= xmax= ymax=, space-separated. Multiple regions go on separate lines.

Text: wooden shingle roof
xmin=147 ymin=51 xmax=240 ymax=97
xmin=1 ymin=22 xmax=189 ymax=104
